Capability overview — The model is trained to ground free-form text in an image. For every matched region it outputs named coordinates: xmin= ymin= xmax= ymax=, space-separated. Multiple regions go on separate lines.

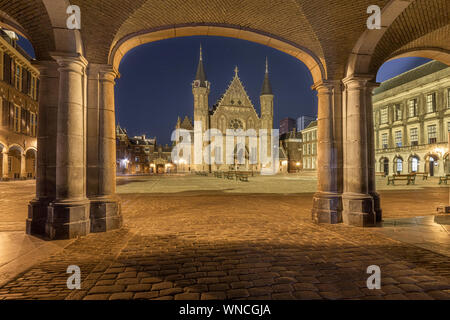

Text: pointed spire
xmin=195 ymin=45 xmax=207 ymax=87
xmin=234 ymin=66 xmax=239 ymax=77
xmin=261 ymin=57 xmax=273 ymax=95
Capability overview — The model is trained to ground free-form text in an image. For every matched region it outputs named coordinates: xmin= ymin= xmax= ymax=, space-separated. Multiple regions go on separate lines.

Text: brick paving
xmin=0 ymin=178 xmax=449 ymax=300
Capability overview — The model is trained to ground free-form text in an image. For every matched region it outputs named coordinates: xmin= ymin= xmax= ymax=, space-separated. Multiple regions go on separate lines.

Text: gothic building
xmin=175 ymin=47 xmax=274 ymax=172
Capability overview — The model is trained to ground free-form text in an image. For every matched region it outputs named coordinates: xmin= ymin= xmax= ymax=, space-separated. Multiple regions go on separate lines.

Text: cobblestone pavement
xmin=0 ymin=178 xmax=449 ymax=300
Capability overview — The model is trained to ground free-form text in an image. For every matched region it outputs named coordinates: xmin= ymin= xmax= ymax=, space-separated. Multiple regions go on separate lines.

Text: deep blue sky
xmin=18 ymin=35 xmax=430 ymax=144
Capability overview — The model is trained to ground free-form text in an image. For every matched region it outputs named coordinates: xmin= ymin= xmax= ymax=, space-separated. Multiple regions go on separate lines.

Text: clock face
xmin=193 ymin=80 xmax=200 ymax=87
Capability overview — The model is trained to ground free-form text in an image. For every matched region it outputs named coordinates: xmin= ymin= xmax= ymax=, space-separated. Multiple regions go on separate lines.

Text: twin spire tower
xmin=188 ymin=45 xmax=274 ymax=172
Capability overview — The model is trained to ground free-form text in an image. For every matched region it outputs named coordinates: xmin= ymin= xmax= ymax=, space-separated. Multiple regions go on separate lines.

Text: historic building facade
xmin=373 ymin=61 xmax=450 ymax=177
xmin=116 ymin=125 xmax=174 ymax=175
xmin=0 ymin=28 xmax=39 ymax=180
xmin=301 ymin=120 xmax=318 ymax=171
xmin=174 ymin=48 xmax=274 ymax=172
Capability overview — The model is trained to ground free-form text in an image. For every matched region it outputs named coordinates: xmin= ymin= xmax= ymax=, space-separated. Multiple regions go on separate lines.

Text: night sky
xmin=19 ymin=35 xmax=431 ymax=145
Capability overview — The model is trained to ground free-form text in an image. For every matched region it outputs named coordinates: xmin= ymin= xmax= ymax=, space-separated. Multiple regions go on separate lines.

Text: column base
xmin=342 ymin=193 xmax=376 ymax=227
xmin=370 ymin=191 xmax=382 ymax=222
xmin=46 ymin=199 xmax=90 ymax=239
xmin=311 ymin=192 xmax=342 ymax=224
xmin=27 ymin=198 xmax=51 ymax=236
xmin=89 ymin=197 xmax=122 ymax=233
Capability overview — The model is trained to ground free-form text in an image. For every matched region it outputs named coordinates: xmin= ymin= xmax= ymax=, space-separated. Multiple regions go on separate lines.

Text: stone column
xmin=27 ymin=61 xmax=59 ymax=236
xmin=366 ymin=82 xmax=382 ymax=222
xmin=311 ymin=80 xmax=342 ymax=224
xmin=87 ymin=64 xmax=122 ymax=233
xmin=20 ymin=152 xmax=26 ymax=179
xmin=342 ymin=75 xmax=376 ymax=227
xmin=2 ymin=149 xmax=9 ymax=180
xmin=46 ymin=53 xmax=90 ymax=239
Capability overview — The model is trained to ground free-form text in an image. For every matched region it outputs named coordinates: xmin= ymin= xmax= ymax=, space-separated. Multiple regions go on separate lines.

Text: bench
xmin=387 ymin=173 xmax=416 ymax=185
xmin=238 ymin=174 xmax=249 ymax=182
xmin=224 ymin=172 xmax=235 ymax=180
xmin=439 ymin=174 xmax=450 ymax=185
xmin=415 ymin=172 xmax=428 ymax=180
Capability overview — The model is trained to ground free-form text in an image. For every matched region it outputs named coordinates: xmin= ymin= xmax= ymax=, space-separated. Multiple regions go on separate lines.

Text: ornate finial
xmin=234 ymin=66 xmax=239 ymax=76
xmin=199 ymin=45 xmax=203 ymax=61
xmin=265 ymin=57 xmax=269 ymax=74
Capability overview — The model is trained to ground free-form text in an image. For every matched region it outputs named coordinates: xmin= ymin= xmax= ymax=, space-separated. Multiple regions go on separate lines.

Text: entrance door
xmin=429 ymin=157 xmax=435 ymax=177
xmin=383 ymin=159 xmax=389 ymax=176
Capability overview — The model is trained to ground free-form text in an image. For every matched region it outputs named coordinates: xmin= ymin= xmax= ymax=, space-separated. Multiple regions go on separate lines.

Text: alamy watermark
xmin=66 ymin=5 xmax=81 ymax=30
xmin=367 ymin=5 xmax=381 ymax=30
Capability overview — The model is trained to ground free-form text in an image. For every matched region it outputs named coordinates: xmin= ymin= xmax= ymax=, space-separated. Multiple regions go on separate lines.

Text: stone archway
xmin=0 ymin=0 xmax=446 ymax=238
xmin=25 ymin=148 xmax=37 ymax=179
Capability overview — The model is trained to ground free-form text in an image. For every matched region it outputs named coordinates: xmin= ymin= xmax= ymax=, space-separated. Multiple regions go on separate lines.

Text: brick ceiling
xmin=0 ymin=0 xmax=448 ymax=79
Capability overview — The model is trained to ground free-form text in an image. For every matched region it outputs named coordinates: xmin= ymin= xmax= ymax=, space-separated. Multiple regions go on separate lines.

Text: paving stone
xmin=175 ymin=293 xmax=201 ymax=300
xmin=151 ymin=282 xmax=173 ymax=291
xmin=109 ymin=292 xmax=134 ymax=300
xmin=126 ymin=284 xmax=152 ymax=292
xmin=89 ymin=285 xmax=125 ymax=294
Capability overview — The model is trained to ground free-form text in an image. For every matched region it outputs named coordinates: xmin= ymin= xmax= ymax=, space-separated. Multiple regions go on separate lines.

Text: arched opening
xmin=425 ymin=153 xmax=440 ymax=177
xmin=393 ymin=156 xmax=404 ymax=175
xmin=408 ymin=155 xmax=420 ymax=173
xmin=379 ymin=157 xmax=389 ymax=176
xmin=25 ymin=148 xmax=36 ymax=179
xmin=7 ymin=145 xmax=23 ymax=180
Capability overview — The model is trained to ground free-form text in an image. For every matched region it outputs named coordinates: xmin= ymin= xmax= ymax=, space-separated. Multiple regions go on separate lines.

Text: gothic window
xmin=229 ymin=119 xmax=243 ymax=130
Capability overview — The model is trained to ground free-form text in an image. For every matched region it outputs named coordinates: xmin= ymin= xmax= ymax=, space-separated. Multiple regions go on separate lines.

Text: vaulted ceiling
xmin=0 ymin=0 xmax=448 ymax=79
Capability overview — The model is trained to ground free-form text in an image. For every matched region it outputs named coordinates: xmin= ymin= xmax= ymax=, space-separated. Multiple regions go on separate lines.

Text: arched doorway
xmin=25 ymin=149 xmax=37 ymax=179
xmin=379 ymin=157 xmax=389 ymax=176
xmin=8 ymin=146 xmax=23 ymax=180
xmin=425 ymin=154 xmax=439 ymax=177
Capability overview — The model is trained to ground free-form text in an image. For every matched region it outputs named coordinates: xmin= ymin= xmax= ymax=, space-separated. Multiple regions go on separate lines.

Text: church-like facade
xmin=174 ymin=47 xmax=274 ymax=172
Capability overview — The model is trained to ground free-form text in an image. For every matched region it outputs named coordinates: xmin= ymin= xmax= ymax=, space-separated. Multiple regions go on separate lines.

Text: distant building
xmin=279 ymin=117 xmax=296 ymax=135
xmin=0 ymin=28 xmax=39 ymax=180
xmin=300 ymin=120 xmax=317 ymax=171
xmin=297 ymin=115 xmax=315 ymax=131
xmin=373 ymin=60 xmax=450 ymax=177
xmin=279 ymin=129 xmax=303 ymax=173
xmin=116 ymin=125 xmax=174 ymax=174
xmin=173 ymin=47 xmax=274 ymax=172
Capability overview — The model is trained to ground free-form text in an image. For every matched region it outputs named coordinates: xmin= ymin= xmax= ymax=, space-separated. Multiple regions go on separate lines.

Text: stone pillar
xmin=366 ymin=82 xmax=382 ymax=222
xmin=27 ymin=61 xmax=59 ymax=236
xmin=87 ymin=64 xmax=122 ymax=233
xmin=2 ymin=150 xmax=9 ymax=180
xmin=45 ymin=53 xmax=90 ymax=239
xmin=342 ymin=75 xmax=376 ymax=227
xmin=311 ymin=81 xmax=342 ymax=224
xmin=20 ymin=152 xmax=26 ymax=179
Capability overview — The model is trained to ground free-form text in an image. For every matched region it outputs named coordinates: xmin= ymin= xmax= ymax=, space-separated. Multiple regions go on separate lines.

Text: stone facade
xmin=373 ymin=61 xmax=450 ymax=177
xmin=0 ymin=28 xmax=38 ymax=181
xmin=116 ymin=125 xmax=173 ymax=175
xmin=174 ymin=49 xmax=274 ymax=173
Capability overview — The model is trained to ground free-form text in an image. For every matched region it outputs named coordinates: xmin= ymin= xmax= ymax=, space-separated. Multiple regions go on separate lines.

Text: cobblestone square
xmin=0 ymin=175 xmax=449 ymax=300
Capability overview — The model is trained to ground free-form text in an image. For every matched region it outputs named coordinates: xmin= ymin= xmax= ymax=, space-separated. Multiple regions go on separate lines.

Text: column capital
xmin=88 ymin=63 xmax=120 ymax=80
xmin=31 ymin=60 xmax=59 ymax=78
xmin=342 ymin=74 xmax=378 ymax=89
xmin=50 ymin=52 xmax=88 ymax=75
xmin=311 ymin=79 xmax=341 ymax=92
